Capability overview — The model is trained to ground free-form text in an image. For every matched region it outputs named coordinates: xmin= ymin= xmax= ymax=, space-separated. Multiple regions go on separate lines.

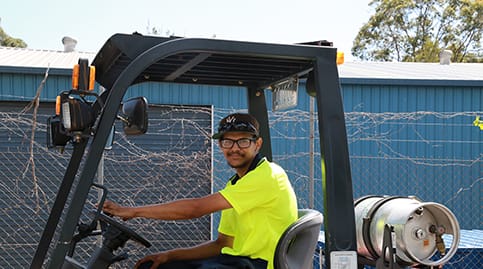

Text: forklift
xmin=31 ymin=33 xmax=356 ymax=268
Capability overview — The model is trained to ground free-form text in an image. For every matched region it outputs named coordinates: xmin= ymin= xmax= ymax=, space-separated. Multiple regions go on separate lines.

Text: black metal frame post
xmin=313 ymin=55 xmax=357 ymax=266
xmin=30 ymin=140 xmax=88 ymax=269
xmin=247 ymin=87 xmax=272 ymax=161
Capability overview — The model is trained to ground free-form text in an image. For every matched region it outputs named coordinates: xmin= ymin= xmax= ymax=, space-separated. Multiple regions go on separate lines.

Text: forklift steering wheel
xmin=98 ymin=212 xmax=151 ymax=248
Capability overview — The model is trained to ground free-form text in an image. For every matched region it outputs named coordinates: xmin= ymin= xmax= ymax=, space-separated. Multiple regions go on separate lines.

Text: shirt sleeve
xmin=218 ymin=208 xmax=235 ymax=236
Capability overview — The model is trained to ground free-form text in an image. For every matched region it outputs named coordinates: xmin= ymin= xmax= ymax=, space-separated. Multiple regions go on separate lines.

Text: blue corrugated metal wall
xmin=0 ymin=68 xmax=481 ymax=229
xmin=342 ymin=80 xmax=482 ymax=229
xmin=0 ymin=68 xmax=71 ymax=101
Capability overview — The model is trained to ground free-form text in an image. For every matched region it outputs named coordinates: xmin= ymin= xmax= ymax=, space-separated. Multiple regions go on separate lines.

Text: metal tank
xmin=354 ymin=195 xmax=460 ymax=267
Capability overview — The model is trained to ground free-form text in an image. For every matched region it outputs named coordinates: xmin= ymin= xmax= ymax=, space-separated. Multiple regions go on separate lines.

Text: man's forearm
xmin=131 ymin=199 xmax=201 ymax=220
xmin=129 ymin=193 xmax=231 ymax=220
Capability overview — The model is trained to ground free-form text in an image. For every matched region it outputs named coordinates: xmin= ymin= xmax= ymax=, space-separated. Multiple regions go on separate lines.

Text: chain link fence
xmin=0 ymin=101 xmax=481 ymax=268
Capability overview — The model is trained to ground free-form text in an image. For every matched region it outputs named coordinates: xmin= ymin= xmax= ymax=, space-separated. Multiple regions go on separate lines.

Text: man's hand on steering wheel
xmin=101 ymin=200 xmax=135 ymax=221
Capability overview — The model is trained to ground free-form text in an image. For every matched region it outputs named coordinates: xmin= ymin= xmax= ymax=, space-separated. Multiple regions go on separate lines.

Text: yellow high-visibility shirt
xmin=218 ymin=158 xmax=298 ymax=269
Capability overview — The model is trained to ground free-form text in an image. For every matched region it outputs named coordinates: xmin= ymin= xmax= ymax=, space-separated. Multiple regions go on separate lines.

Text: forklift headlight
xmin=61 ymin=96 xmax=96 ymax=132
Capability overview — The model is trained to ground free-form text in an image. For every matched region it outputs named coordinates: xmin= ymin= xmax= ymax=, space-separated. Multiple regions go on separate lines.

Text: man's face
xmin=219 ymin=132 xmax=260 ymax=169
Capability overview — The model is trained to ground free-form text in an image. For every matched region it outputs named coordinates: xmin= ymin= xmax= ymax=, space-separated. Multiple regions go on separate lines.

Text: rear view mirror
xmin=120 ymin=97 xmax=148 ymax=135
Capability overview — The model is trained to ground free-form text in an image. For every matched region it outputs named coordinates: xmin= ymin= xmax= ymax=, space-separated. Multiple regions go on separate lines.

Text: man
xmin=102 ymin=113 xmax=298 ymax=269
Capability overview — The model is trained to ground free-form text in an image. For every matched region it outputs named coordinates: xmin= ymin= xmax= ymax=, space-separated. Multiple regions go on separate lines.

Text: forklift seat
xmin=274 ymin=209 xmax=323 ymax=269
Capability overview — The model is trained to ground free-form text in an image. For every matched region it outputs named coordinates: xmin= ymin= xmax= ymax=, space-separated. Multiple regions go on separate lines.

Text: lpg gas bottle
xmin=354 ymin=195 xmax=460 ymax=267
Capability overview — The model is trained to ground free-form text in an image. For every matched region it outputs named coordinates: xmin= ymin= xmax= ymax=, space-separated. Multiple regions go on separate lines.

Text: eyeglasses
xmin=219 ymin=137 xmax=257 ymax=149
xmin=218 ymin=122 xmax=257 ymax=134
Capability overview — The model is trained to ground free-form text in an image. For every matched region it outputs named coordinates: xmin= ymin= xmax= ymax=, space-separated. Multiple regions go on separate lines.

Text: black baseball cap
xmin=212 ymin=113 xmax=260 ymax=139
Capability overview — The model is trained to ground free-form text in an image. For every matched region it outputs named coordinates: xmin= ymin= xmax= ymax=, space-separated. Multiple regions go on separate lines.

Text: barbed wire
xmin=0 ymin=102 xmax=480 ymax=268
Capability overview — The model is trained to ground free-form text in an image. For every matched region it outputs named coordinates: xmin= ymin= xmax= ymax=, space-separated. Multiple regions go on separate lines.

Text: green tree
xmin=0 ymin=24 xmax=27 ymax=48
xmin=352 ymin=0 xmax=482 ymax=62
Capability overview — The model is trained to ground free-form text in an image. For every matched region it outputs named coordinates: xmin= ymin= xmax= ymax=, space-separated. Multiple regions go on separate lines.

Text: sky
xmin=2 ymin=0 xmax=373 ymax=61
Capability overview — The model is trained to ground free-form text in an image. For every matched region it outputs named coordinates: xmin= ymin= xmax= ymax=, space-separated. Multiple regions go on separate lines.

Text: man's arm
xmin=102 ymin=192 xmax=231 ymax=220
xmin=134 ymin=232 xmax=234 ymax=268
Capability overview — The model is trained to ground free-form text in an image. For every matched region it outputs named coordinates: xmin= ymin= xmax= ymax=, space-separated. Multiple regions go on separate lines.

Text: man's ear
xmin=256 ymin=137 xmax=263 ymax=151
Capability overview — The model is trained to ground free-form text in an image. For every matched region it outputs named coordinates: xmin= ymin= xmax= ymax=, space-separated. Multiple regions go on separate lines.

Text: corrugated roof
xmin=0 ymin=46 xmax=95 ymax=69
xmin=0 ymin=46 xmax=482 ymax=83
xmin=339 ymin=62 xmax=483 ymax=81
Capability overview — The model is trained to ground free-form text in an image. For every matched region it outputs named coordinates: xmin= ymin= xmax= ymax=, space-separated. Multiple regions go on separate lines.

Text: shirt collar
xmin=230 ymin=153 xmax=265 ymax=185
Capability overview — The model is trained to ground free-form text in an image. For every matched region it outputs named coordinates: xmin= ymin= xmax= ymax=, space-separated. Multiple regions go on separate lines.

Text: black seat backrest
xmin=274 ymin=209 xmax=324 ymax=269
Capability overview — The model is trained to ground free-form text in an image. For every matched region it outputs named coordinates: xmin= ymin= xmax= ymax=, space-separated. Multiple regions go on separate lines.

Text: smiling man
xmin=102 ymin=113 xmax=298 ymax=269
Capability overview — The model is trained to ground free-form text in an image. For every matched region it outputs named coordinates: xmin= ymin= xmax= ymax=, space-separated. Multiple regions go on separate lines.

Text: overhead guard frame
xmin=36 ymin=33 xmax=356 ymax=269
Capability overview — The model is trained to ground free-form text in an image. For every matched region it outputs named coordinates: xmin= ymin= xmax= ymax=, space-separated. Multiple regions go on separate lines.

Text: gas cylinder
xmin=354 ymin=195 xmax=460 ymax=267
